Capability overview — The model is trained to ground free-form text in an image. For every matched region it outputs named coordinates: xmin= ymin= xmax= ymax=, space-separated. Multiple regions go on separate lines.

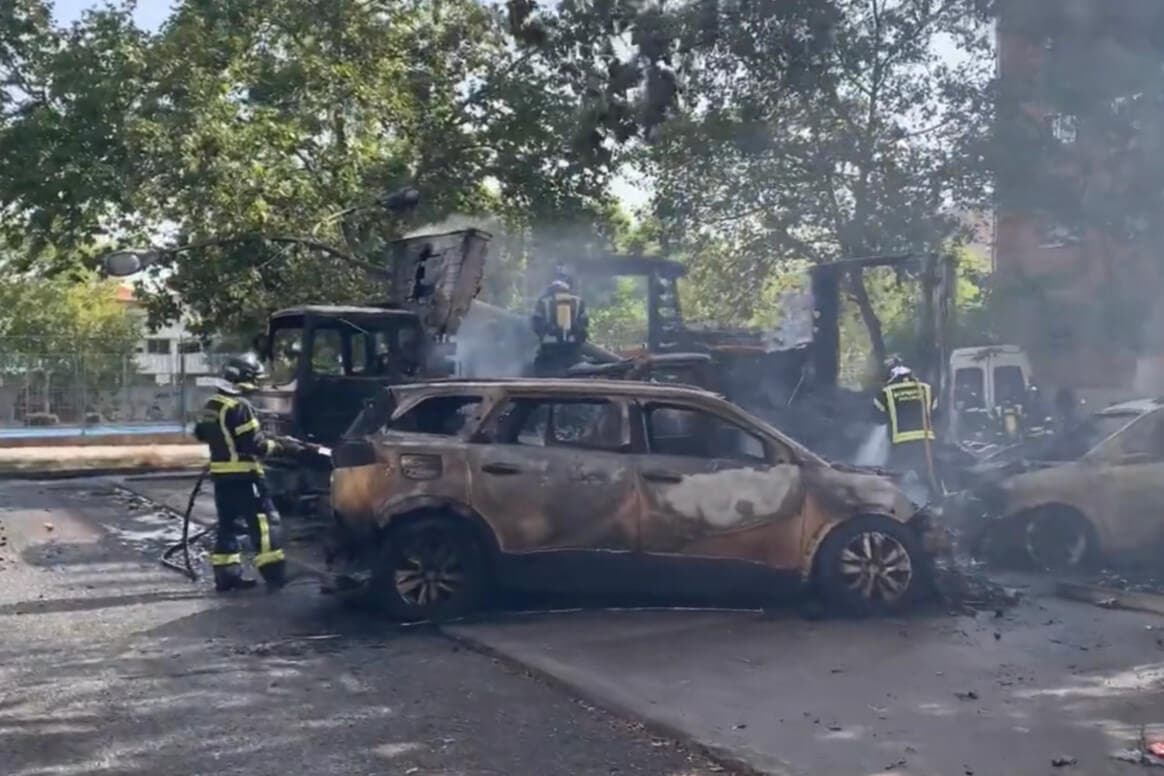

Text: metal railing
xmin=0 ymin=337 xmax=229 ymax=436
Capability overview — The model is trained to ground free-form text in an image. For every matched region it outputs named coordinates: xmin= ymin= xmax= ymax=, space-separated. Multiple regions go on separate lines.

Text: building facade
xmin=993 ymin=0 xmax=1164 ymax=403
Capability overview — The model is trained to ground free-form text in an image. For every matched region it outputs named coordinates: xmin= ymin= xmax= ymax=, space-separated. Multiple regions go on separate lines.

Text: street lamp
xmin=103 ymin=248 xmax=163 ymax=277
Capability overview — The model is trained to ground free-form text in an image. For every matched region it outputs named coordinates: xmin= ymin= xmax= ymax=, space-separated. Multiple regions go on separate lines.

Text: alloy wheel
xmin=1025 ymin=517 xmax=1088 ymax=571
xmin=838 ymin=531 xmax=914 ymax=603
xmin=393 ymin=527 xmax=465 ymax=608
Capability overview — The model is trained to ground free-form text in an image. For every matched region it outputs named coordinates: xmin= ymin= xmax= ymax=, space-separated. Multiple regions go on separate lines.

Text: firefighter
xmin=874 ymin=361 xmax=938 ymax=497
xmin=531 ymin=267 xmax=589 ymax=376
xmin=194 ymin=353 xmax=303 ymax=592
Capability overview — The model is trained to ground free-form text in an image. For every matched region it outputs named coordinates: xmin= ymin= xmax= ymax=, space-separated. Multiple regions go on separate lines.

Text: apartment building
xmin=993 ymin=0 xmax=1164 ymax=400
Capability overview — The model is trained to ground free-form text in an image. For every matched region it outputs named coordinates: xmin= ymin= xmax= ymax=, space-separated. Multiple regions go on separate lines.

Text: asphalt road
xmin=56 ymin=474 xmax=1164 ymax=776
xmin=0 ymin=480 xmax=732 ymax=776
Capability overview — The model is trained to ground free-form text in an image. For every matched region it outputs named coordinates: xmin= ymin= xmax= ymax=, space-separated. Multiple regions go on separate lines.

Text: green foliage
xmin=0 ymin=273 xmax=142 ymax=415
xmin=587 ymin=275 xmax=649 ymax=350
xmin=644 ymin=0 xmax=995 ymax=360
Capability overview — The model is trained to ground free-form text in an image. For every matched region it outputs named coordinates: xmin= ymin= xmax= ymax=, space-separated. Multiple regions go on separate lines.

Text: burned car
xmin=328 ymin=379 xmax=942 ymax=620
xmin=961 ymin=398 xmax=1164 ymax=571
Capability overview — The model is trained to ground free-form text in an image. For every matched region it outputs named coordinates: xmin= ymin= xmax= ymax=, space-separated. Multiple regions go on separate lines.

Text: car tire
xmin=374 ymin=515 xmax=489 ymax=622
xmin=815 ymin=515 xmax=929 ymax=617
xmin=1021 ymin=505 xmax=1097 ymax=573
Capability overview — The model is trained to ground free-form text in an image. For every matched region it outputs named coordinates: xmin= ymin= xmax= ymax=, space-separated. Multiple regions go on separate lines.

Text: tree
xmin=0 ymin=1 xmax=151 ymax=271
xmin=644 ymin=0 xmax=995 ymax=367
xmin=0 ymin=272 xmax=141 ymax=420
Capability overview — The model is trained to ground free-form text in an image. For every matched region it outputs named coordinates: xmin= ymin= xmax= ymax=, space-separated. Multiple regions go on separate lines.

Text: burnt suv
xmin=329 ymin=379 xmax=943 ymax=620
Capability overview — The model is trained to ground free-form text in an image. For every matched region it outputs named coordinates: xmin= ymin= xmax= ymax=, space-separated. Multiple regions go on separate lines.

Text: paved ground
xmin=0 ymin=480 xmax=732 ymax=776
xmin=104 ymin=475 xmax=1164 ymax=776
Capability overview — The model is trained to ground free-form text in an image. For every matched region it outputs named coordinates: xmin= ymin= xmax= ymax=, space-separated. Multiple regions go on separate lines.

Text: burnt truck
xmin=520 ymin=252 xmax=958 ymax=462
xmin=251 ymin=229 xmax=492 ymax=513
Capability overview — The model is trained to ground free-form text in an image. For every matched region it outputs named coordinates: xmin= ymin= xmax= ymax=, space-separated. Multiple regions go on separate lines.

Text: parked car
xmin=328 ymin=379 xmax=944 ymax=620
xmin=960 ymin=398 xmax=1164 ymax=571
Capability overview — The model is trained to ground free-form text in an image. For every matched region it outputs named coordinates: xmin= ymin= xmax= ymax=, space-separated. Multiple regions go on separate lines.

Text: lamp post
xmin=100 ymin=234 xmax=393 ymax=279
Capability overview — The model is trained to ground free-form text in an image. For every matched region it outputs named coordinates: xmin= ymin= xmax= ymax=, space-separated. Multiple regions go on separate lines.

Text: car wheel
xmin=816 ymin=516 xmax=928 ymax=616
xmin=1022 ymin=506 xmax=1096 ymax=572
xmin=374 ymin=516 xmax=488 ymax=622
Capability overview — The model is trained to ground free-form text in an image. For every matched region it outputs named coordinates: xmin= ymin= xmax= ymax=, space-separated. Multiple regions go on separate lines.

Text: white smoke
xmin=853 ymin=425 xmax=890 ymax=467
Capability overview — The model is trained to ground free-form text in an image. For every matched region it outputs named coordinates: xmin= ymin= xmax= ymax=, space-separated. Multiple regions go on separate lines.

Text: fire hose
xmin=158 ymin=441 xmax=330 ymax=581
xmin=160 ymin=464 xmax=213 ymax=580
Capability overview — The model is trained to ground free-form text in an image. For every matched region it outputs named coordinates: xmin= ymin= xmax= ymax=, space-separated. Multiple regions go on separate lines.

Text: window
xmin=1117 ymin=417 xmax=1164 ymax=460
xmin=178 ymin=340 xmax=202 ymax=354
xmin=350 ymin=332 xmax=371 ymax=375
xmin=993 ymin=365 xmax=1027 ymax=407
xmin=954 ymin=368 xmax=985 ymax=410
xmin=311 ymin=328 xmax=344 ymax=376
xmin=1051 ymin=113 xmax=1077 ymax=144
xmin=391 ymin=395 xmax=482 ymax=437
xmin=1039 ymin=223 xmax=1082 ymax=249
xmin=269 ymin=326 xmax=303 ymax=385
xmin=644 ymin=404 xmax=767 ymax=463
xmin=493 ymin=398 xmax=627 ymax=452
xmin=146 ymin=338 xmax=171 ymax=355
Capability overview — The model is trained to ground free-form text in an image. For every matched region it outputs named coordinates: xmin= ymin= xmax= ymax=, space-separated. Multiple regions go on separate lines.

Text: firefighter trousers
xmin=210 ymin=475 xmax=287 ymax=588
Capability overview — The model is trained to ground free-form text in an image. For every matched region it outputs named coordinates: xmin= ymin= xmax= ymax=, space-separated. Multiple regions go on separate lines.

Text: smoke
xmin=402 ymin=213 xmax=495 ymax=239
xmin=853 ymin=425 xmax=890 ymax=467
xmin=453 ymin=300 xmax=540 ymax=378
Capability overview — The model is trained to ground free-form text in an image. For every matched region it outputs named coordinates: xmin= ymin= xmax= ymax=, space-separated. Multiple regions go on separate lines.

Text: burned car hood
xmin=805 ymin=464 xmax=920 ymax=520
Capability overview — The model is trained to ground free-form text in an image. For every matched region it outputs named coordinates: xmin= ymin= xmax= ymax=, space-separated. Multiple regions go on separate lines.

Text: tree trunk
xmin=847 ymin=267 xmax=887 ymax=368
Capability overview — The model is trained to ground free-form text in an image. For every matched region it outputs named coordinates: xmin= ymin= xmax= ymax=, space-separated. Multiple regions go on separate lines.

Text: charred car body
xmin=327 ymin=378 xmax=945 ymax=620
xmin=955 ymin=398 xmax=1164 ymax=571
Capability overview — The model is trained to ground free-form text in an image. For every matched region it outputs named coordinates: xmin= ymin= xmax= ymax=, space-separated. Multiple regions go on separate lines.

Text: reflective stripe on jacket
xmin=874 ymin=379 xmax=936 ymax=444
xmin=194 ymin=391 xmax=278 ymax=476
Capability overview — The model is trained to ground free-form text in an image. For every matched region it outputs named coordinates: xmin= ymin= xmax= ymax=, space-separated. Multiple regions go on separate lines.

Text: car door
xmin=630 ymin=400 xmax=808 ymax=598
xmin=1092 ymin=411 xmax=1164 ymax=558
xmin=465 ymin=394 xmax=643 ymax=594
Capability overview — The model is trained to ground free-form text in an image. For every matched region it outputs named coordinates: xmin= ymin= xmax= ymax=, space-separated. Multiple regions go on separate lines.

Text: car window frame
xmin=379 ymin=393 xmax=489 ymax=439
xmin=635 ymin=399 xmax=779 ymax=465
xmin=474 ymin=392 xmax=633 ymax=453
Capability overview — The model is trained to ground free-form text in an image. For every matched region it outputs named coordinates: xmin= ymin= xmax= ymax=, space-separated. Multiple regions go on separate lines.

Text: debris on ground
xmin=43 ymin=522 xmax=53 ymax=532
xmin=1090 ymin=567 xmax=1164 ymax=596
xmin=1051 ymin=755 xmax=1077 ymax=767
xmin=933 ymin=560 xmax=1021 ymax=614
xmin=955 ymin=690 xmax=979 ymax=701
xmin=1112 ymin=748 xmax=1164 ymax=767
xmin=1149 ymin=741 xmax=1164 ymax=758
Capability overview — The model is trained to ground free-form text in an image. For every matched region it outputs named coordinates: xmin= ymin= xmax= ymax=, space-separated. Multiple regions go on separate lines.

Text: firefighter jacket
xmin=532 ymin=287 xmax=589 ymax=345
xmin=194 ymin=390 xmax=280 ymax=477
xmin=874 ymin=378 xmax=937 ymax=445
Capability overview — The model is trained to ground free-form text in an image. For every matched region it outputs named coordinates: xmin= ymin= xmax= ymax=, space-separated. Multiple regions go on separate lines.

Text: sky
xmin=54 ymin=0 xmax=172 ymax=30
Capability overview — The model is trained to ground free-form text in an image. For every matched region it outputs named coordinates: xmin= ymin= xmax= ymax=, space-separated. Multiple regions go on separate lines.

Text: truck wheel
xmin=1022 ymin=505 xmax=1097 ymax=572
xmin=816 ymin=516 xmax=928 ymax=617
xmin=374 ymin=516 xmax=488 ymax=622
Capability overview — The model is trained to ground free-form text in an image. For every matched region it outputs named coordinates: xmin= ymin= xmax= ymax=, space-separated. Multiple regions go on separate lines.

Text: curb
xmin=1055 ymin=580 xmax=1164 ymax=618
xmin=438 ymin=625 xmax=785 ymax=776
xmin=0 ymin=465 xmax=205 ymax=481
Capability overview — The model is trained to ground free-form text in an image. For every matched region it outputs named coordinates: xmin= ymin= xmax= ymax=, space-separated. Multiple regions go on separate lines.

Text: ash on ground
xmin=932 ymin=559 xmax=1021 ymax=615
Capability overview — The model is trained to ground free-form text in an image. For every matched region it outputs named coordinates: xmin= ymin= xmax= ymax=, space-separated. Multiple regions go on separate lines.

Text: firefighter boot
xmin=260 ymin=559 xmax=288 ymax=592
xmin=213 ymin=566 xmax=259 ymax=593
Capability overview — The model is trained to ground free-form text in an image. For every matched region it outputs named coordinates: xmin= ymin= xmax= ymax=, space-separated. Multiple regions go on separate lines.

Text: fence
xmin=0 ymin=337 xmax=228 ymax=435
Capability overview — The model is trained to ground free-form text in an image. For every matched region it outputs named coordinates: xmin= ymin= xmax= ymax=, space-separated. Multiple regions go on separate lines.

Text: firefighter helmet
xmin=221 ymin=353 xmax=266 ymax=387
